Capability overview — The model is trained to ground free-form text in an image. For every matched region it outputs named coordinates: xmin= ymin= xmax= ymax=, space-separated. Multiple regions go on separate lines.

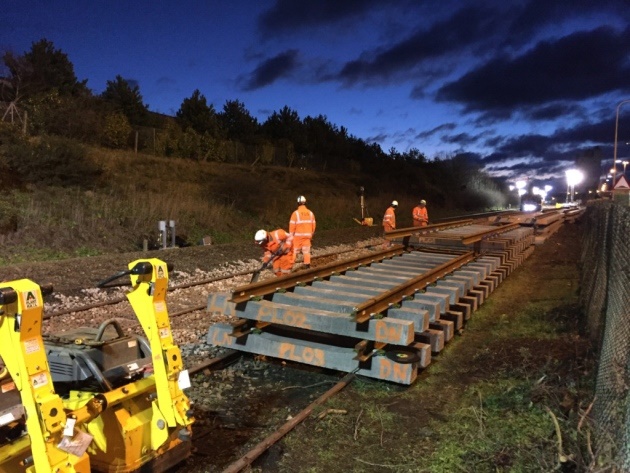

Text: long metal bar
xmin=230 ymin=245 xmax=406 ymax=303
xmin=384 ymin=219 xmax=474 ymax=240
xmin=460 ymin=223 xmax=520 ymax=245
xmin=352 ymin=251 xmax=475 ymax=323
xmin=221 ymin=372 xmax=356 ymax=473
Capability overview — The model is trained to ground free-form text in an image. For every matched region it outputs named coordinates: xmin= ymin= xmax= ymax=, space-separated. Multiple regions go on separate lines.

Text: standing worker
xmin=383 ymin=200 xmax=398 ymax=232
xmin=289 ymin=195 xmax=316 ymax=269
xmin=254 ymin=229 xmax=294 ymax=277
xmin=412 ymin=199 xmax=429 ymax=227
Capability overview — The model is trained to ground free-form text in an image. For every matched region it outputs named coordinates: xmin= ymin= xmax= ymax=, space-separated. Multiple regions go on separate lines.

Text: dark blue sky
xmin=3 ymin=0 xmax=630 ymax=189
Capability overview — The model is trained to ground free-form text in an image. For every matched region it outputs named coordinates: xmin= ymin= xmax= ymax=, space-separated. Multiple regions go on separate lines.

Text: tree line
xmin=0 ymin=39 xmax=509 ymax=210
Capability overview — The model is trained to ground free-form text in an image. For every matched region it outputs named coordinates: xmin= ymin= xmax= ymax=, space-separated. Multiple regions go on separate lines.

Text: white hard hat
xmin=254 ymin=229 xmax=267 ymax=243
xmin=420 ymin=199 xmax=427 ymax=205
xmin=297 ymin=195 xmax=306 ymax=204
xmin=392 ymin=200 xmax=398 ymax=207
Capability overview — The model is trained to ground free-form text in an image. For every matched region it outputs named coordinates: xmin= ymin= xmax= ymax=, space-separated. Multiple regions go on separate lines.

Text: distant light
xmin=565 ymin=169 xmax=584 ymax=186
xmin=508 ymin=185 xmax=515 ymax=191
xmin=515 ymin=180 xmax=527 ymax=189
xmin=544 ymin=185 xmax=552 ymax=192
xmin=517 ymin=189 xmax=527 ymax=196
xmin=522 ymin=203 xmax=538 ymax=212
xmin=610 ymin=167 xmax=617 ymax=173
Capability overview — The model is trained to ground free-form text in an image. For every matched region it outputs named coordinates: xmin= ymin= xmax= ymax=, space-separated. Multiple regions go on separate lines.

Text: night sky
xmin=3 ymin=0 xmax=630 ymax=190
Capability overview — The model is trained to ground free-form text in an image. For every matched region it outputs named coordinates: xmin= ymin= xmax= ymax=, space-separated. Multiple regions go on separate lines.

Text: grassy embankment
xmin=0 ymin=146 xmax=461 ymax=266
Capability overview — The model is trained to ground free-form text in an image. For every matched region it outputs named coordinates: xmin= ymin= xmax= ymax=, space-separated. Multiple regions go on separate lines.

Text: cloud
xmin=521 ymin=102 xmax=586 ymax=121
xmin=415 ymin=123 xmax=456 ymax=139
xmin=504 ymin=0 xmax=628 ymax=47
xmin=480 ymin=115 xmax=618 ymax=172
xmin=441 ymin=130 xmax=495 ymax=146
xmin=336 ymin=6 xmax=499 ymax=86
xmin=240 ymin=49 xmax=299 ymax=90
xmin=436 ymin=26 xmax=630 ymax=113
xmin=258 ymin=0 xmax=382 ymax=38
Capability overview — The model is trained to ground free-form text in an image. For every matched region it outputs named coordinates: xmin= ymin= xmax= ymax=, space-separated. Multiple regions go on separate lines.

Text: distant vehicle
xmin=520 ymin=192 xmax=542 ymax=212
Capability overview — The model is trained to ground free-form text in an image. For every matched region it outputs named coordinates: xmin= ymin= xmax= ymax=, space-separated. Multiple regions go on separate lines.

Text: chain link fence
xmin=580 ymin=200 xmax=630 ymax=468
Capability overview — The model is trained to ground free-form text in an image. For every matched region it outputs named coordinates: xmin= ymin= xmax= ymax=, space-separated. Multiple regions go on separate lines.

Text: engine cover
xmin=44 ymin=322 xmax=152 ymax=395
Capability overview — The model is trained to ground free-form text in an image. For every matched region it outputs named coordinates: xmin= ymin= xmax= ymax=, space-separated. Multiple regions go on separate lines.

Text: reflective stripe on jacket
xmin=289 ymin=206 xmax=316 ymax=238
xmin=262 ymin=229 xmax=293 ymax=263
xmin=383 ymin=206 xmax=396 ymax=231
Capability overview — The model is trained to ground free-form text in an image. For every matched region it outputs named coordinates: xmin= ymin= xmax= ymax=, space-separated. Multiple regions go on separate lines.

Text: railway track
xmin=206 ymin=218 xmax=535 ymax=384
xmin=6 ymin=208 xmax=580 ymax=472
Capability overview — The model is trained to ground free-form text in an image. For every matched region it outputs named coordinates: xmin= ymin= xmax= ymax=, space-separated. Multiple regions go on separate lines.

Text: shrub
xmin=5 ymin=135 xmax=102 ymax=187
xmin=102 ymin=112 xmax=132 ymax=148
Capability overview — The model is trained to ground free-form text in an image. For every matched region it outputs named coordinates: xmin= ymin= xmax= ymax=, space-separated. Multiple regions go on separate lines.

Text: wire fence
xmin=580 ymin=200 xmax=630 ymax=469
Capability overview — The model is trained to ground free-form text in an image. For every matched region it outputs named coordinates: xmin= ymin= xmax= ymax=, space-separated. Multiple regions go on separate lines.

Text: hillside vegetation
xmin=0 ymin=39 xmax=511 ymax=266
xmin=0 ymin=128 xmax=505 ymax=266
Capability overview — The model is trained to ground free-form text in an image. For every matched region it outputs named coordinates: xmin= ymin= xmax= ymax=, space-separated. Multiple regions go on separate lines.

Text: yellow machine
xmin=353 ymin=186 xmax=374 ymax=226
xmin=59 ymin=259 xmax=194 ymax=472
xmin=0 ymin=280 xmax=91 ymax=473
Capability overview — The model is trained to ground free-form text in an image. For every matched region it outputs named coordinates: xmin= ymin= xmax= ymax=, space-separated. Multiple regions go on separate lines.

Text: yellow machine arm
xmin=0 ymin=280 xmax=90 ymax=473
xmin=125 ymin=259 xmax=193 ymax=445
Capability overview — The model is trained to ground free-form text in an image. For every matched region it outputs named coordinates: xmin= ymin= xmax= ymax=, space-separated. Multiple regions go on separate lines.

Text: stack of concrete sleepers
xmin=533 ymin=212 xmax=564 ymax=244
xmin=206 ymin=242 xmax=532 ymax=385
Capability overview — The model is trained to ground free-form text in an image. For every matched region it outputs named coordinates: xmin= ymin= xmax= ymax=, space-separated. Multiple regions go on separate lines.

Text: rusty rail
xmin=459 ymin=223 xmax=520 ymax=245
xmin=230 ymin=245 xmax=406 ymax=303
xmin=221 ymin=371 xmax=356 ymax=473
xmin=352 ymin=251 xmax=475 ymax=322
xmin=384 ymin=219 xmax=474 ymax=240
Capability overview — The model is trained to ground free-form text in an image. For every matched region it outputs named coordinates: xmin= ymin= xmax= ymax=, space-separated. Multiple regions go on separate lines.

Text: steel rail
xmin=459 ymin=222 xmax=520 ymax=245
xmin=221 ymin=371 xmax=356 ymax=473
xmin=230 ymin=245 xmax=407 ymax=303
xmin=384 ymin=219 xmax=475 ymax=240
xmin=188 ymin=349 xmax=242 ymax=375
xmin=352 ymin=251 xmax=475 ymax=322
xmin=43 ymin=243 xmax=381 ymax=319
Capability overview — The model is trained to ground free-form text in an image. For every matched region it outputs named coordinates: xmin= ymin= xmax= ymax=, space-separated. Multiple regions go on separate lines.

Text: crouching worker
xmin=254 ymin=229 xmax=294 ymax=277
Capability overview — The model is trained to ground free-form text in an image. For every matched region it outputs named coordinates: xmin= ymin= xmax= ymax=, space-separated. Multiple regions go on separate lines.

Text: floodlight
xmin=565 ymin=169 xmax=584 ymax=186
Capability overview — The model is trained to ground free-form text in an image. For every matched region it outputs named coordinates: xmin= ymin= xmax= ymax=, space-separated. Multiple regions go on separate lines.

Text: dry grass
xmin=0 ymin=148 xmax=405 ymax=265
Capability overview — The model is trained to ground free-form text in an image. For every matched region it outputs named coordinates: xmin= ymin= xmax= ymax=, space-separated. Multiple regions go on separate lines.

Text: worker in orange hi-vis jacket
xmin=254 ymin=229 xmax=294 ymax=277
xmin=412 ymin=199 xmax=429 ymax=227
xmin=383 ymin=200 xmax=398 ymax=232
xmin=289 ymin=195 xmax=316 ymax=269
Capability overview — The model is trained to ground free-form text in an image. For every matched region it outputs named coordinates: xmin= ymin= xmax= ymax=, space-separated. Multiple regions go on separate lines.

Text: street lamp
xmin=623 ymin=160 xmax=629 ymax=177
xmin=565 ymin=169 xmax=584 ymax=204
